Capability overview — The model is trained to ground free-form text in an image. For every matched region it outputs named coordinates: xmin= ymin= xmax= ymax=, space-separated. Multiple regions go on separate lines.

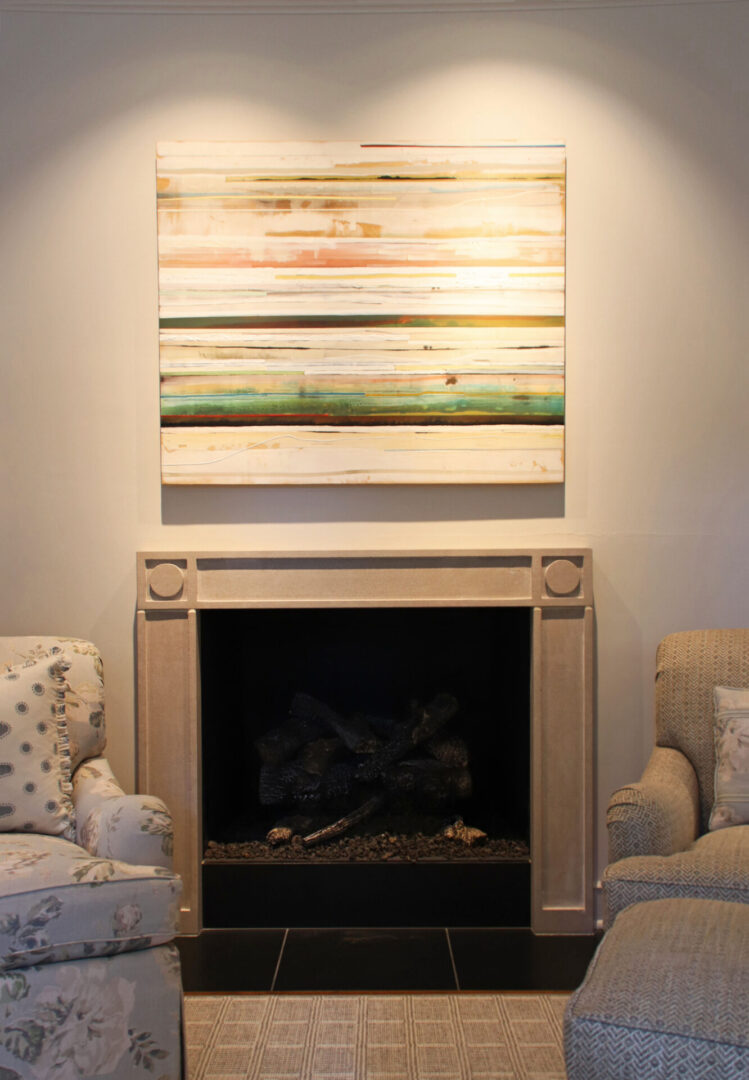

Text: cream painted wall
xmin=1 ymin=5 xmax=747 ymax=889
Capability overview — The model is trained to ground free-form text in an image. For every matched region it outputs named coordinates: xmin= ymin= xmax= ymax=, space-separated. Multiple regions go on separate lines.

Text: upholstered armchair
xmin=0 ymin=637 xmax=183 ymax=1079
xmin=603 ymin=628 xmax=749 ymax=926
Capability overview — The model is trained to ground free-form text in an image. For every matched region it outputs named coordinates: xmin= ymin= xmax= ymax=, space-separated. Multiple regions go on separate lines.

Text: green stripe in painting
xmin=160 ymin=390 xmax=564 ymax=423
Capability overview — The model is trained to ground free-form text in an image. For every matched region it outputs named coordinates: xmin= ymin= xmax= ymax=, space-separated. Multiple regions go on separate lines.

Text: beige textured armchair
xmin=603 ymin=629 xmax=749 ymax=925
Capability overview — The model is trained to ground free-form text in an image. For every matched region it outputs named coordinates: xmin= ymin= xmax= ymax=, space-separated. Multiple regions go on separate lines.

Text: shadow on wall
xmin=160 ymin=483 xmax=566 ymax=526
xmin=588 ymin=549 xmax=645 ymax=873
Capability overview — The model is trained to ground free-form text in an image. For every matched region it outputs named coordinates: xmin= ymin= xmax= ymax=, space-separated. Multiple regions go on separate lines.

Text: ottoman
xmin=564 ymin=898 xmax=749 ymax=1080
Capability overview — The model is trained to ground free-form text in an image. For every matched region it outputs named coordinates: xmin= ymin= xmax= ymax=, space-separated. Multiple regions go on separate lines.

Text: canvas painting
xmin=157 ymin=141 xmax=565 ymax=484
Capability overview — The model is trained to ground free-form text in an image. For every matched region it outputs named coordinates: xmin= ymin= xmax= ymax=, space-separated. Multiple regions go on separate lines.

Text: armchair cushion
xmin=0 ymin=653 xmax=75 ymax=840
xmin=0 ymin=833 xmax=181 ymax=972
xmin=603 ymin=824 xmax=749 ymax=926
xmin=74 ymin=758 xmax=174 ymax=870
xmin=0 ymin=637 xmax=107 ymax=772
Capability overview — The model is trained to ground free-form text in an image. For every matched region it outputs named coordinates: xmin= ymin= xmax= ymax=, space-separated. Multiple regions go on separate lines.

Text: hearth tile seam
xmin=445 ymin=927 xmax=462 ymax=991
xmin=269 ymin=928 xmax=288 ymax=993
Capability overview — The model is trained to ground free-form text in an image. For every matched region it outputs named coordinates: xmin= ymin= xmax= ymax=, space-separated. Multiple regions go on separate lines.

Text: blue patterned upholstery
xmin=0 ymin=637 xmax=183 ymax=1080
xmin=0 ymin=945 xmax=183 ymax=1080
xmin=0 ymin=833 xmax=180 ymax=971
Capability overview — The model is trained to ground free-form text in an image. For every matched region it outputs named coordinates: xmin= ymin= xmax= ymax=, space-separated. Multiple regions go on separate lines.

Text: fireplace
xmin=136 ymin=551 xmax=594 ymax=935
xmin=200 ymin=604 xmax=531 ymax=929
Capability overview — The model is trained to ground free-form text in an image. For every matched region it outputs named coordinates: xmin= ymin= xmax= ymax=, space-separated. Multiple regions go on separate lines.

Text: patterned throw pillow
xmin=0 ymin=653 xmax=75 ymax=839
xmin=709 ymin=684 xmax=749 ymax=830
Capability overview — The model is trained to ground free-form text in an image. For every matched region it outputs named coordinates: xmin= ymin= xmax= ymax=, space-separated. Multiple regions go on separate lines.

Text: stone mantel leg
xmin=137 ymin=609 xmax=201 ymax=934
xmin=531 ymin=606 xmax=594 ymax=934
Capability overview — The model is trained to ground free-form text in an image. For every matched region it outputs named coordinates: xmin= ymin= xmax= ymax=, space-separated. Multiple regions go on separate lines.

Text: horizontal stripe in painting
xmin=159 ymin=314 xmax=565 ymax=330
xmin=161 ymin=401 xmax=563 ymax=425
xmin=161 ymin=424 xmax=564 ymax=485
xmin=156 ymin=141 xmax=566 ymax=484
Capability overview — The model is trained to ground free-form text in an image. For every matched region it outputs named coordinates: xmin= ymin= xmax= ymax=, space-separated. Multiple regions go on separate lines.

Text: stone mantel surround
xmin=136 ymin=550 xmax=594 ymax=935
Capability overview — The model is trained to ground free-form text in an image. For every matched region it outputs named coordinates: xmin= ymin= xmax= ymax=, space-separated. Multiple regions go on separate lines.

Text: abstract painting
xmin=157 ymin=142 xmax=565 ymax=484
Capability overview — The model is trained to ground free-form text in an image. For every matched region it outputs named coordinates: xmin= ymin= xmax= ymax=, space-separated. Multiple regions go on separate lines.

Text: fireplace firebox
xmin=199 ymin=605 xmax=531 ymax=928
xmin=136 ymin=551 xmax=594 ymax=935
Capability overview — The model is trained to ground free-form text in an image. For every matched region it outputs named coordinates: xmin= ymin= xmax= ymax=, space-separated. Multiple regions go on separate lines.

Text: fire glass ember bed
xmin=200 ymin=606 xmax=531 ymax=928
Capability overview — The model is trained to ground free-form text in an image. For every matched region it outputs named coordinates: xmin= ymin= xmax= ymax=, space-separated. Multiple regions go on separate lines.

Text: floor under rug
xmin=185 ymin=992 xmax=570 ymax=1080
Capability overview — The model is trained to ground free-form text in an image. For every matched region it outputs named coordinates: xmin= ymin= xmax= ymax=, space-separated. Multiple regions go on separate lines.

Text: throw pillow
xmin=0 ymin=653 xmax=75 ymax=840
xmin=709 ymin=684 xmax=749 ymax=830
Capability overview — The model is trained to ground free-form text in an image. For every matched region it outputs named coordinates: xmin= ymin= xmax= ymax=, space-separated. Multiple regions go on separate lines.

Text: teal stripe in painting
xmin=160 ymin=391 xmax=564 ymax=423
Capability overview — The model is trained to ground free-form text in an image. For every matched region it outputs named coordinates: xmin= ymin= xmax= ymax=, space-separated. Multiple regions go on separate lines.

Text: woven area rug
xmin=185 ymin=992 xmax=570 ymax=1079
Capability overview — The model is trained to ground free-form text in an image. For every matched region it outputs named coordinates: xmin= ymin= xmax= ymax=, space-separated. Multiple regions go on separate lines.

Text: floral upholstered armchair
xmin=0 ymin=637 xmax=183 ymax=1080
xmin=604 ymin=628 xmax=749 ymax=926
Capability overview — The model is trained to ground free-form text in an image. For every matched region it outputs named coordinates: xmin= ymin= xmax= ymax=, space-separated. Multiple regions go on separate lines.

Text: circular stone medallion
xmin=545 ymin=559 xmax=582 ymax=597
xmin=148 ymin=563 xmax=185 ymax=601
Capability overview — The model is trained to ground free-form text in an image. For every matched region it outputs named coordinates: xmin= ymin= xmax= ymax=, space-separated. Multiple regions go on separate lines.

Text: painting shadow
xmin=160 ymin=480 xmax=565 ymax=525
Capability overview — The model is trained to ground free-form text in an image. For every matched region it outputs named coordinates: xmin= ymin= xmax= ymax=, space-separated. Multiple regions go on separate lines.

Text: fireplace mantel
xmin=136 ymin=549 xmax=594 ymax=935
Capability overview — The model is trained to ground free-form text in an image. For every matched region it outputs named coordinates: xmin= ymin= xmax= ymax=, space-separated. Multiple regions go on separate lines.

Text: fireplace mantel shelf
xmin=137 ymin=548 xmax=592 ymax=611
xmin=136 ymin=548 xmax=594 ymax=936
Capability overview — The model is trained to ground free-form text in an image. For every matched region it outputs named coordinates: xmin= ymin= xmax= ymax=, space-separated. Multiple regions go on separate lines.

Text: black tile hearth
xmin=449 ymin=928 xmax=600 ymax=991
xmin=176 ymin=927 xmax=600 ymax=993
xmin=275 ymin=928 xmax=457 ymax=992
xmin=177 ymin=928 xmax=285 ymax=993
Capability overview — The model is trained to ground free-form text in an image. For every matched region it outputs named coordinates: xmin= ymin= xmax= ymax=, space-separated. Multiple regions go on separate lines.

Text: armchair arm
xmin=72 ymin=756 xmax=175 ymax=870
xmin=606 ymin=746 xmax=700 ymax=863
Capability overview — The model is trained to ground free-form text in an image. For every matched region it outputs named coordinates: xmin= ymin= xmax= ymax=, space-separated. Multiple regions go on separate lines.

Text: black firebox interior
xmin=200 ymin=605 xmax=531 ymax=853
xmin=199 ymin=605 xmax=532 ymax=927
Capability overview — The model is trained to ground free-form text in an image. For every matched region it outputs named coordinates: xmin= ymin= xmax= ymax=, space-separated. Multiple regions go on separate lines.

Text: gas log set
xmin=256 ymin=690 xmax=485 ymax=849
xmin=200 ymin=687 xmax=523 ymax=863
xmin=203 ymin=686 xmax=531 ymax=863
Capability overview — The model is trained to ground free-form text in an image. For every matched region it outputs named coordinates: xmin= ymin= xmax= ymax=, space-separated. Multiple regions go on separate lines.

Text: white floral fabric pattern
xmin=0 ymin=636 xmax=183 ymax=1078
xmin=0 ymin=654 xmax=75 ymax=840
xmin=73 ymin=758 xmax=174 ymax=870
xmin=30 ymin=965 xmax=134 ymax=1079
xmin=0 ymin=834 xmax=181 ymax=971
xmin=709 ymin=685 xmax=749 ymax=830
xmin=0 ymin=638 xmax=106 ymax=773
xmin=0 ymin=944 xmax=182 ymax=1080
